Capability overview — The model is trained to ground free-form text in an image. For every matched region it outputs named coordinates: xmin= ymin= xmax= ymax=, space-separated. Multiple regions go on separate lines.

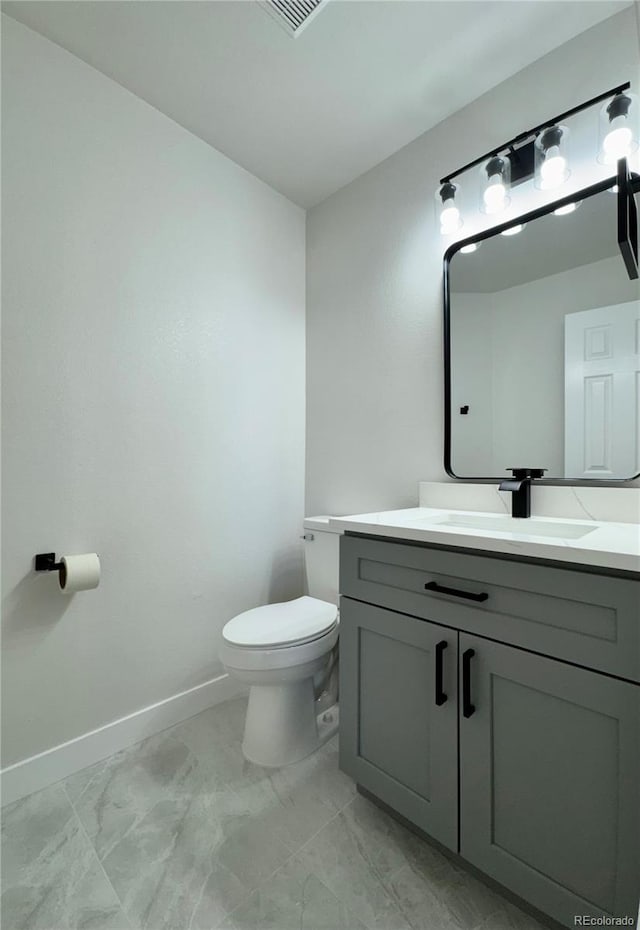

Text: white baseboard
xmin=1 ymin=673 xmax=246 ymax=807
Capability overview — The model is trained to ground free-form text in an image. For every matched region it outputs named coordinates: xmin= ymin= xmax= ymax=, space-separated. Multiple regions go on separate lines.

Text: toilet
xmin=220 ymin=516 xmax=341 ymax=767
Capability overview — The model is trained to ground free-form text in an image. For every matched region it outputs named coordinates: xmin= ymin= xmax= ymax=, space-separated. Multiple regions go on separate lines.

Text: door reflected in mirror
xmin=446 ymin=186 xmax=640 ymax=480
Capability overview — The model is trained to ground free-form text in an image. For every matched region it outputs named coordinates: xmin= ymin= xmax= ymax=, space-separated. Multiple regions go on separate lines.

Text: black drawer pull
xmin=424 ymin=581 xmax=489 ymax=603
xmin=435 ymin=640 xmax=448 ymax=706
xmin=462 ymin=648 xmax=475 ymax=718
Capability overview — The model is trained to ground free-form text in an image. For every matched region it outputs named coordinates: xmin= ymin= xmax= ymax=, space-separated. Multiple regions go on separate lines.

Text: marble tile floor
xmin=2 ymin=697 xmax=553 ymax=930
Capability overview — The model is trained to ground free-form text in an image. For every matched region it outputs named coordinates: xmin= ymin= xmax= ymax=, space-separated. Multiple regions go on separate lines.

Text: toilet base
xmin=242 ymin=678 xmax=339 ymax=767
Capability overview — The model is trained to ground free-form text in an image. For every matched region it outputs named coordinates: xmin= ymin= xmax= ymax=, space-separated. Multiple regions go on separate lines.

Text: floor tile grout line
xmin=9 ymin=699 xmax=551 ymax=930
xmin=62 ymin=783 xmax=136 ymax=930
xmin=54 ymin=697 xmax=248 ymax=816
xmin=222 ymin=792 xmax=358 ymax=924
xmin=294 ymin=795 xmax=421 ymax=930
xmin=40 ymin=707 xmax=351 ymax=930
xmin=163 ymin=733 xmax=355 ymax=925
xmin=186 ymin=868 xmax=211 ymax=930
xmin=61 ymin=764 xmax=103 ymax=810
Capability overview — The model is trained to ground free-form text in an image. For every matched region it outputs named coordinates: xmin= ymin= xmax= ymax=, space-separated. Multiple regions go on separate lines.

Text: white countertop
xmin=329 ymin=507 xmax=640 ymax=573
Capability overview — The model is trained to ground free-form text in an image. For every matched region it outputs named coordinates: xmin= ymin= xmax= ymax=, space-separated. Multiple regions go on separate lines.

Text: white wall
xmin=306 ymin=8 xmax=640 ymax=516
xmin=1 ymin=17 xmax=306 ymax=767
xmin=449 ymin=292 xmax=494 ymax=477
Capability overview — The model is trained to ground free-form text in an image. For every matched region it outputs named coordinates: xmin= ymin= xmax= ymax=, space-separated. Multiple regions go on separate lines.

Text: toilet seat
xmin=222 ymin=596 xmax=337 ymax=649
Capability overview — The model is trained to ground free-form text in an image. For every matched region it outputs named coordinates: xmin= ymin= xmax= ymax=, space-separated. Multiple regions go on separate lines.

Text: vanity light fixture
xmin=436 ymin=181 xmax=463 ymax=234
xmin=534 ymin=125 xmax=570 ymax=190
xmin=437 ymin=82 xmax=631 ymax=236
xmin=481 ymin=156 xmax=510 ymax=214
xmin=460 ymin=242 xmax=479 ymax=254
xmin=598 ymin=92 xmax=639 ymax=164
xmin=500 ymin=224 xmax=525 ymax=236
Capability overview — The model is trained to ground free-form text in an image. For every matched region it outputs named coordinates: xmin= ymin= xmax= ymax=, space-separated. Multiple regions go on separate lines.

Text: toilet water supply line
xmin=315 ymin=643 xmax=339 ymax=703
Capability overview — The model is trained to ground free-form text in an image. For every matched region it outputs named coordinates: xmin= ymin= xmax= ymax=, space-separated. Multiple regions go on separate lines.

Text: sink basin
xmin=435 ymin=514 xmax=597 ymax=540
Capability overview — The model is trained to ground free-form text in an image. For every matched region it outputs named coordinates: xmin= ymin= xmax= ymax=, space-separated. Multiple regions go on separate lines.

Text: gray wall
xmin=306 ymin=8 xmax=640 ymax=516
xmin=1 ymin=17 xmax=306 ymax=766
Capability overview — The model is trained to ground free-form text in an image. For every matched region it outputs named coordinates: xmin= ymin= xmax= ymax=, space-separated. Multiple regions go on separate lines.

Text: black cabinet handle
xmin=425 ymin=581 xmax=489 ymax=603
xmin=435 ymin=640 xmax=448 ymax=706
xmin=462 ymin=649 xmax=475 ymax=718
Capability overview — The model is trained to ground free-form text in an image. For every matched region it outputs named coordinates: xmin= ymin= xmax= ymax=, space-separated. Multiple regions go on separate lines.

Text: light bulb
xmin=540 ymin=146 xmax=567 ymax=187
xmin=483 ymin=179 xmax=507 ymax=214
xmin=535 ymin=126 xmax=570 ymax=190
xmin=553 ymin=202 xmax=580 ymax=216
xmin=437 ymin=182 xmax=462 ymax=235
xmin=598 ymin=93 xmax=638 ymax=165
xmin=460 ymin=243 xmax=478 ymax=254
xmin=481 ymin=156 xmax=510 ymax=215
xmin=440 ymin=199 xmax=460 ymax=234
xmin=501 ymin=224 xmax=524 ymax=237
xmin=603 ymin=122 xmax=633 ymax=160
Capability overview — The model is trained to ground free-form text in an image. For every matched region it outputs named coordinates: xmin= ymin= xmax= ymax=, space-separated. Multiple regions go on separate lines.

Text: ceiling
xmin=2 ymin=0 xmax=633 ymax=207
xmin=451 ymin=188 xmax=620 ymax=293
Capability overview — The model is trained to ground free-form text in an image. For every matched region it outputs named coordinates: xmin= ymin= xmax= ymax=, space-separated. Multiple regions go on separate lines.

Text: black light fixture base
xmin=508 ymin=141 xmax=535 ymax=186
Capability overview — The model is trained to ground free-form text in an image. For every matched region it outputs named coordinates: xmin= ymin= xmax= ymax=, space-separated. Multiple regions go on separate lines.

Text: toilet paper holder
xmin=34 ymin=551 xmax=101 ymax=593
xmin=34 ymin=552 xmax=63 ymax=573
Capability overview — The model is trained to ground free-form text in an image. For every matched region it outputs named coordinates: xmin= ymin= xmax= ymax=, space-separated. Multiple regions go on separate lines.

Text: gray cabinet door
xmin=339 ymin=596 xmax=458 ymax=851
xmin=459 ymin=634 xmax=640 ymax=928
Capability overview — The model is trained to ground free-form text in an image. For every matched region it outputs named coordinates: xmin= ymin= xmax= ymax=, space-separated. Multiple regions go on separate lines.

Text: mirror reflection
xmin=447 ymin=188 xmax=640 ymax=480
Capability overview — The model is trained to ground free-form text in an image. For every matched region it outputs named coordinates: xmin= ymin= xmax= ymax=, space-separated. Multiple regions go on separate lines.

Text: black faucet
xmin=499 ymin=468 xmax=547 ymax=518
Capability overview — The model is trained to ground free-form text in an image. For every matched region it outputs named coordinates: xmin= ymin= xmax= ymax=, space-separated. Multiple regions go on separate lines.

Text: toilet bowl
xmin=221 ymin=517 xmax=341 ymax=767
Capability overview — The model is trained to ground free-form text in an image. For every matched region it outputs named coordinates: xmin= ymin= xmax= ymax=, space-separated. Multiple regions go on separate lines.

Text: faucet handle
xmin=506 ymin=467 xmax=547 ymax=480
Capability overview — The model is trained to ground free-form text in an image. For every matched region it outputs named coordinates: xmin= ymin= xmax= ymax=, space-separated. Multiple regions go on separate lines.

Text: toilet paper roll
xmin=58 ymin=554 xmax=100 ymax=593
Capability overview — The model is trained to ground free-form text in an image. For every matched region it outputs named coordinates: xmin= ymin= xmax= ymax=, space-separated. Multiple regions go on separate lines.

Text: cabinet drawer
xmin=340 ymin=535 xmax=640 ymax=682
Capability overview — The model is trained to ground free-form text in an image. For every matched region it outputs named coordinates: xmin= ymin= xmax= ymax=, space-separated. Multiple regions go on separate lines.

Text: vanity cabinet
xmin=339 ymin=534 xmax=640 ymax=930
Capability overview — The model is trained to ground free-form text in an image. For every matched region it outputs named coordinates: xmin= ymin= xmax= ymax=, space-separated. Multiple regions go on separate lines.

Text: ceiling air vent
xmin=260 ymin=0 xmax=327 ymax=37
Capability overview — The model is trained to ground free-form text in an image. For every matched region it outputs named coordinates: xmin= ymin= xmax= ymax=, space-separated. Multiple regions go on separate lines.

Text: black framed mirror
xmin=444 ymin=168 xmax=640 ymax=483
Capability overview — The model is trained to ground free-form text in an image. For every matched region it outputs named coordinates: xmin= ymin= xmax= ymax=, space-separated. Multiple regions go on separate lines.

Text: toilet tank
xmin=303 ymin=516 xmax=342 ymax=605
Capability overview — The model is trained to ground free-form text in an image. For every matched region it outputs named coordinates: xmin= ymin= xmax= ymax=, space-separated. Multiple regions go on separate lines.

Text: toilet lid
xmin=223 ymin=596 xmax=337 ymax=648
